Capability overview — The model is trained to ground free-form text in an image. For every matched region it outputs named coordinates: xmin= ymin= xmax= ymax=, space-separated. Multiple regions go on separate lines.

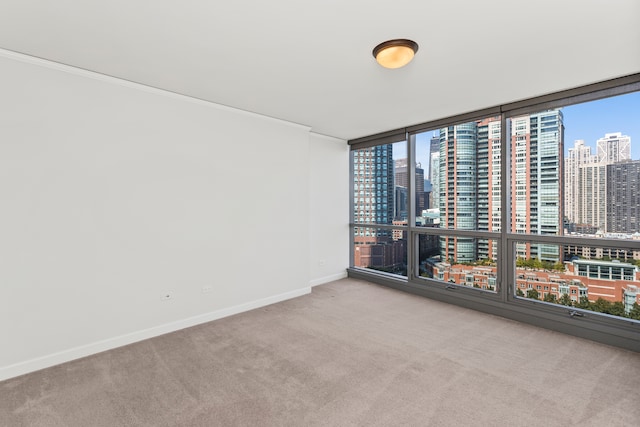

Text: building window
xmin=348 ymin=75 xmax=640 ymax=350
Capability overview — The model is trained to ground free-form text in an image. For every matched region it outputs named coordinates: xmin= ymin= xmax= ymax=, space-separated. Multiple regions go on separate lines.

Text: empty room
xmin=1 ymin=1 xmax=640 ymax=426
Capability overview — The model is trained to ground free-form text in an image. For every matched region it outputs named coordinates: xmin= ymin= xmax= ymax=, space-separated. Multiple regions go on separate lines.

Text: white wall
xmin=308 ymin=133 xmax=349 ymax=286
xmin=0 ymin=51 xmax=347 ymax=380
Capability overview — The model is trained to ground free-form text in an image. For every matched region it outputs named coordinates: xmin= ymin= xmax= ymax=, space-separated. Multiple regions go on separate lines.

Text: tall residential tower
xmin=438 ymin=111 xmax=564 ymax=263
xmin=564 ymin=140 xmax=595 ymax=224
xmin=511 ymin=111 xmax=564 ymax=262
xmin=607 ymin=160 xmax=640 ymax=233
xmin=597 ymin=132 xmax=631 ymax=163
xmin=352 ymin=145 xmax=405 ymax=269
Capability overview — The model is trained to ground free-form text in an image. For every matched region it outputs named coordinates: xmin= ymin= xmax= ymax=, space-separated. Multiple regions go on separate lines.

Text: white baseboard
xmin=0 ymin=286 xmax=311 ymax=382
xmin=309 ymin=271 xmax=348 ymax=287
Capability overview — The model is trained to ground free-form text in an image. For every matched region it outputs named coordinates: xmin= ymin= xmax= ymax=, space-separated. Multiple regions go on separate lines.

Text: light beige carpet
xmin=2 ymin=278 xmax=639 ymax=426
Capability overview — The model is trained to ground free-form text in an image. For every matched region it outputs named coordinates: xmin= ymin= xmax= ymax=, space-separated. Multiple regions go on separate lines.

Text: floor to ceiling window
xmin=348 ymin=74 xmax=640 ymax=351
xmin=412 ymin=116 xmax=502 ymax=293
xmin=352 ymin=141 xmax=408 ymax=276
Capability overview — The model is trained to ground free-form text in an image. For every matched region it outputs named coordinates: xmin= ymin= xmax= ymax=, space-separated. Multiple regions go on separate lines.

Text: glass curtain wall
xmin=352 ymin=141 xmax=408 ymax=277
xmin=349 ymin=77 xmax=640 ymax=349
xmin=509 ymin=93 xmax=640 ymax=320
xmin=413 ymin=117 xmax=501 ymax=292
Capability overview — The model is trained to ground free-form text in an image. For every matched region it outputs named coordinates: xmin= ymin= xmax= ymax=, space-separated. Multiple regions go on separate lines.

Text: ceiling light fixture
xmin=372 ymin=39 xmax=419 ymax=69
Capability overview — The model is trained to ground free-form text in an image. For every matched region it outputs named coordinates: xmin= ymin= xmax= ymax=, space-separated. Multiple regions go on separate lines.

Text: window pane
xmin=414 ymin=132 xmax=440 ymax=219
xmin=514 ymin=242 xmax=640 ymax=320
xmin=509 ymin=111 xmax=563 ymax=238
xmin=353 ymin=226 xmax=407 ymax=276
xmin=349 ymin=81 xmax=640 ymax=349
xmin=413 ymin=116 xmax=502 ymax=231
xmin=563 ymin=91 xmax=640 ymax=239
xmin=391 ymin=142 xmax=418 ymax=223
xmin=418 ymin=235 xmax=498 ymax=292
xmin=352 ymin=141 xmax=407 ymax=225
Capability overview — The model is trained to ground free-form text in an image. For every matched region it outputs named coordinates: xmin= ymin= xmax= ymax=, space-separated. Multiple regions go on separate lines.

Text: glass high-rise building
xmin=437 ymin=111 xmax=564 ymax=263
xmin=439 ymin=123 xmax=478 ymax=262
xmin=512 ymin=111 xmax=564 ymax=262
xmin=353 ymin=145 xmax=405 ymax=270
xmin=477 ymin=117 xmax=501 ymax=260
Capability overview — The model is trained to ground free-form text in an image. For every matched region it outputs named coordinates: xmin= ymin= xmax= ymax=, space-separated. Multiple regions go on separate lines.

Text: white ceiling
xmin=1 ymin=0 xmax=639 ymax=141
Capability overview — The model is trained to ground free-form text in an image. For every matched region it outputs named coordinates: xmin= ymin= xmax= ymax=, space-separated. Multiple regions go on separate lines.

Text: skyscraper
xmin=606 ymin=160 xmax=640 ymax=233
xmin=477 ymin=116 xmax=501 ymax=260
xmin=439 ymin=123 xmax=478 ymax=262
xmin=565 ymin=140 xmax=595 ymax=224
xmin=597 ymin=132 xmax=631 ymax=163
xmin=429 ymin=151 xmax=440 ymax=210
xmin=578 ymin=162 xmax=606 ymax=231
xmin=353 ymin=145 xmax=394 ymax=226
xmin=428 ymin=134 xmax=439 ymax=181
xmin=512 ymin=111 xmax=564 ymax=262
xmin=352 ymin=145 xmax=404 ymax=269
xmin=437 ymin=111 xmax=563 ymax=263
xmin=394 ymin=158 xmax=425 ymax=218
xmin=567 ymin=132 xmax=633 ymax=233
xmin=416 ymin=166 xmax=425 ymax=217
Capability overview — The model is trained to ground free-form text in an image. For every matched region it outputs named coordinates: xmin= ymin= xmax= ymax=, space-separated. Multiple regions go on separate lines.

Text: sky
xmin=395 ymin=90 xmax=640 ymax=179
xmin=562 ymin=91 xmax=640 ymax=159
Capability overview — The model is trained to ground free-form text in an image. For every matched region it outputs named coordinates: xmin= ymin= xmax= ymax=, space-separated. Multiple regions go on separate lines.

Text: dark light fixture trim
xmin=372 ymin=39 xmax=419 ymax=69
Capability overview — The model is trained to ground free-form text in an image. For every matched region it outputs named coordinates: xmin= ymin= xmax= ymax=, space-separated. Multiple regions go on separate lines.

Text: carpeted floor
xmin=2 ymin=278 xmax=639 ymax=426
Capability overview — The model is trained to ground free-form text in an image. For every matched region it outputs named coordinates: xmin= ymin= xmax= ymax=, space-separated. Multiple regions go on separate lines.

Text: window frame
xmin=348 ymin=73 xmax=640 ymax=352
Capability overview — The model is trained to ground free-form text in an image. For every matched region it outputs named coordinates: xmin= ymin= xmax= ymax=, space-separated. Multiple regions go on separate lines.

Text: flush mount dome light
xmin=373 ymin=39 xmax=419 ymax=69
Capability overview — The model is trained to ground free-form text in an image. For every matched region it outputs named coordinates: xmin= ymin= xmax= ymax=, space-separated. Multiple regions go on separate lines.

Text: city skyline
xmin=563 ymin=90 xmax=640 ymax=160
xmin=354 ymin=90 xmax=640 ymax=319
xmin=402 ymin=90 xmax=640 ymax=179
